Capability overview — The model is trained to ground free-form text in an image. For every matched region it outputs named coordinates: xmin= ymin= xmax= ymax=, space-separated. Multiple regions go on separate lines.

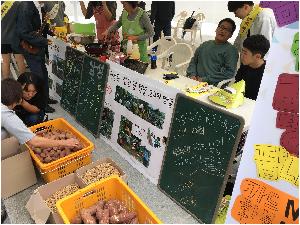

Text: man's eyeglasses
xmin=217 ymin=25 xmax=232 ymax=33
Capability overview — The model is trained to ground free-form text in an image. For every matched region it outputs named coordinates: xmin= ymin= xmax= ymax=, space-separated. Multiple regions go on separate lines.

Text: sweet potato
xmin=114 ymin=200 xmax=128 ymax=214
xmin=106 ymin=201 xmax=119 ymax=217
xmin=65 ymin=148 xmax=71 ymax=156
xmin=33 ymin=148 xmax=42 ymax=154
xmin=71 ymin=213 xmax=83 ymax=224
xmin=49 ymin=150 xmax=56 ymax=156
xmin=66 ymin=133 xmax=73 ymax=139
xmin=130 ymin=217 xmax=139 ymax=224
xmin=44 ymin=156 xmax=52 ymax=163
xmin=96 ymin=200 xmax=105 ymax=210
xmin=80 ymin=208 xmax=97 ymax=224
xmin=98 ymin=208 xmax=109 ymax=224
xmin=60 ymin=151 xmax=66 ymax=158
xmin=36 ymin=154 xmax=43 ymax=162
xmin=109 ymin=212 xmax=137 ymax=224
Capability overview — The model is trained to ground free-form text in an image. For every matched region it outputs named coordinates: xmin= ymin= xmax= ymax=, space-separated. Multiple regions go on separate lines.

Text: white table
xmin=145 ymin=65 xmax=256 ymax=131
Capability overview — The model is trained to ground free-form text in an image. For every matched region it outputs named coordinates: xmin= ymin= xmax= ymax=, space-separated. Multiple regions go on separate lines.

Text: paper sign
xmin=231 ymin=178 xmax=299 ymax=224
xmin=260 ymin=1 xmax=299 ymax=27
xmin=276 ymin=111 xmax=298 ymax=130
xmin=254 ymin=144 xmax=299 ymax=186
xmin=272 ymin=73 xmax=299 ymax=113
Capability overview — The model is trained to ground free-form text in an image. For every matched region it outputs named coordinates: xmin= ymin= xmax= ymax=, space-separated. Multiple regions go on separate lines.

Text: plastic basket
xmin=56 ymin=176 xmax=162 ymax=224
xmin=71 ymin=22 xmax=95 ymax=35
xmin=26 ymin=118 xmax=94 ymax=183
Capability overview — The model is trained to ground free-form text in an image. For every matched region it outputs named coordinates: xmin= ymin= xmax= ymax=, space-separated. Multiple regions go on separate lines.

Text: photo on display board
xmin=114 ymin=85 xmax=165 ymax=129
xmin=147 ymin=128 xmax=161 ymax=148
xmin=99 ymin=107 xmax=115 ymax=139
xmin=117 ymin=116 xmax=151 ymax=168
xmin=52 ymin=55 xmax=65 ymax=80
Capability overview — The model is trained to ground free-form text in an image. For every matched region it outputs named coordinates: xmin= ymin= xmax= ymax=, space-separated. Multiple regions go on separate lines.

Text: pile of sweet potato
xmin=30 ymin=129 xmax=84 ymax=164
xmin=71 ymin=199 xmax=138 ymax=224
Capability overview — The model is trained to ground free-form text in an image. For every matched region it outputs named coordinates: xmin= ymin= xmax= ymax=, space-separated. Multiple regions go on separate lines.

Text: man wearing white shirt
xmin=228 ymin=1 xmax=276 ymax=53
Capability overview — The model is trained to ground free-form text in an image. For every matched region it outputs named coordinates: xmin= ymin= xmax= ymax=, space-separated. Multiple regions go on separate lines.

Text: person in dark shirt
xmin=15 ymin=72 xmax=47 ymax=126
xmin=150 ymin=1 xmax=175 ymax=42
xmin=235 ymin=34 xmax=270 ymax=100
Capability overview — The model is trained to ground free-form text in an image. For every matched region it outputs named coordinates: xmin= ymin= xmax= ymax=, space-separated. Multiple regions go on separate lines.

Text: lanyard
xmin=239 ymin=5 xmax=262 ymax=37
xmin=1 ymin=1 xmax=14 ymax=20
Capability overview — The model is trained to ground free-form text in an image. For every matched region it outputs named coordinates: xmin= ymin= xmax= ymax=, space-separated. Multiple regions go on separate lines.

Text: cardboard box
xmin=1 ymin=137 xmax=37 ymax=199
xmin=76 ymin=158 xmax=127 ymax=185
xmin=26 ymin=173 xmax=86 ymax=224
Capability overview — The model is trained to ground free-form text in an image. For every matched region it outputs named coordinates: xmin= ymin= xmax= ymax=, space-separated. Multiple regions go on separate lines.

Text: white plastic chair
xmin=172 ymin=11 xmax=188 ymax=38
xmin=147 ymin=36 xmax=177 ymax=59
xmin=183 ymin=12 xmax=206 ymax=45
xmin=160 ymin=43 xmax=194 ymax=75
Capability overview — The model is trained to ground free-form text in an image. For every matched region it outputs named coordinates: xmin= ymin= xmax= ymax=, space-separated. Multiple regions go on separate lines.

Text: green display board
xmin=75 ymin=55 xmax=109 ymax=136
xmin=61 ymin=47 xmax=84 ymax=115
xmin=159 ymin=94 xmax=244 ymax=223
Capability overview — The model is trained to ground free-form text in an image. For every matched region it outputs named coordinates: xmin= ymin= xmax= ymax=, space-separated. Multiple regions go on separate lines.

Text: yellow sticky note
xmin=254 ymin=144 xmax=287 ymax=163
xmin=254 ymin=144 xmax=299 ymax=187
xmin=279 ymin=155 xmax=299 ymax=186
xmin=255 ymin=161 xmax=280 ymax=180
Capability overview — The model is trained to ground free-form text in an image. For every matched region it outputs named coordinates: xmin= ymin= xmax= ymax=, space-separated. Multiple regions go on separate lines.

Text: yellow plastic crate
xmin=27 ymin=118 xmax=94 ymax=183
xmin=56 ymin=176 xmax=162 ymax=224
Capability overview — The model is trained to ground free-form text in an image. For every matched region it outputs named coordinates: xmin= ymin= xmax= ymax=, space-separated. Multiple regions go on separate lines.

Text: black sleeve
xmin=150 ymin=1 xmax=157 ymax=24
xmin=107 ymin=1 xmax=117 ymax=20
xmin=235 ymin=66 xmax=243 ymax=82
xmin=85 ymin=2 xmax=94 ymax=19
xmin=16 ymin=2 xmax=48 ymax=48
xmin=29 ymin=91 xmax=47 ymax=110
xmin=171 ymin=2 xmax=175 ymax=19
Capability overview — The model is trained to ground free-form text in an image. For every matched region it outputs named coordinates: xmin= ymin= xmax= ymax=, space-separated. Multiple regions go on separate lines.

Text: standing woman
xmin=15 ymin=72 xmax=47 ymax=127
xmin=105 ymin=1 xmax=154 ymax=62
xmin=80 ymin=1 xmax=119 ymax=43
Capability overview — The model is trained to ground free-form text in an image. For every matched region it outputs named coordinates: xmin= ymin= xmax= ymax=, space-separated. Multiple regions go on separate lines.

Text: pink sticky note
xmin=272 ymin=73 xmax=299 ymax=113
xmin=260 ymin=1 xmax=299 ymax=27
xmin=276 ymin=111 xmax=299 ymax=130
xmin=280 ymin=129 xmax=299 ymax=156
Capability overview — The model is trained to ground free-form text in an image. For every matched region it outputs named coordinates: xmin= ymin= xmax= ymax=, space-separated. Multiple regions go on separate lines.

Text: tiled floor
xmin=3 ymin=103 xmax=199 ymax=224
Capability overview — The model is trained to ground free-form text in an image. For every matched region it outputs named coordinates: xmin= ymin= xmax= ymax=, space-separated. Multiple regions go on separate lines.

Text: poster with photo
xmin=225 ymin=17 xmax=299 ymax=225
xmin=47 ymin=36 xmax=69 ymax=101
xmin=100 ymin=61 xmax=179 ymax=184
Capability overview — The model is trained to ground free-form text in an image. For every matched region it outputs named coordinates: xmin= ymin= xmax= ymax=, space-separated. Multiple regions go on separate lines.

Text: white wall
xmin=65 ymin=1 xmax=241 ymax=24
xmin=63 ymin=1 xmax=259 ymax=43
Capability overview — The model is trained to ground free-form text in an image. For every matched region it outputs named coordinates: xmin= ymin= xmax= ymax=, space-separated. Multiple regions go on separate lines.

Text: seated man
xmin=235 ymin=34 xmax=270 ymax=100
xmin=186 ymin=18 xmax=239 ymax=86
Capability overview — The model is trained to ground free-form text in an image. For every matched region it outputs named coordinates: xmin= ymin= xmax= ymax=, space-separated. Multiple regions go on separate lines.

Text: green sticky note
xmin=291 ymin=32 xmax=299 ymax=72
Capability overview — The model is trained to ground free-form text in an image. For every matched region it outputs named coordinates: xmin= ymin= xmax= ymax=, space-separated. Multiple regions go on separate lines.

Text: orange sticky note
xmin=231 ymin=178 xmax=299 ymax=224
